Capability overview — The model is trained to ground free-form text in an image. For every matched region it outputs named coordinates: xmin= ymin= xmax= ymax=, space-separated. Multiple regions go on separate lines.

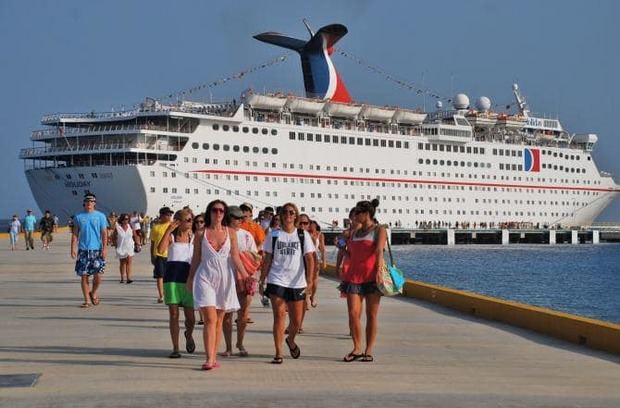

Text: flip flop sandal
xmin=169 ymin=351 xmax=181 ymax=359
xmin=80 ymin=303 xmax=91 ymax=308
xmin=89 ymin=292 xmax=100 ymax=306
xmin=201 ymin=361 xmax=220 ymax=370
xmin=343 ymin=352 xmax=364 ymax=362
xmin=271 ymin=356 xmax=283 ymax=364
xmin=185 ymin=331 xmax=196 ymax=353
xmin=237 ymin=346 xmax=249 ymax=357
xmin=285 ymin=337 xmax=301 ymax=359
xmin=361 ymin=354 xmax=374 ymax=362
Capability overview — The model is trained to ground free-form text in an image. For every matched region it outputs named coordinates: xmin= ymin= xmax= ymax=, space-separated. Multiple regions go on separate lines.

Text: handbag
xmin=377 ymin=236 xmax=405 ymax=296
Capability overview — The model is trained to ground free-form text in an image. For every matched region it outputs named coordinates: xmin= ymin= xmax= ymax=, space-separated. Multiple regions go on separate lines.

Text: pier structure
xmin=1 ymin=233 xmax=620 ymax=407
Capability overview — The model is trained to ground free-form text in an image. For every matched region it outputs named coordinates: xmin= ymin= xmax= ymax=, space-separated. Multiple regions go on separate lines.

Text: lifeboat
xmin=392 ymin=108 xmax=427 ymax=124
xmin=324 ymin=101 xmax=362 ymax=118
xmin=360 ymin=106 xmax=396 ymax=122
xmin=246 ymin=94 xmax=287 ymax=111
xmin=287 ymin=97 xmax=325 ymax=115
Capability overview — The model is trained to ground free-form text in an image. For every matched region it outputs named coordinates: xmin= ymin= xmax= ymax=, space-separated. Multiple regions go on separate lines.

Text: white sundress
xmin=115 ymin=225 xmax=135 ymax=259
xmin=193 ymin=228 xmax=240 ymax=312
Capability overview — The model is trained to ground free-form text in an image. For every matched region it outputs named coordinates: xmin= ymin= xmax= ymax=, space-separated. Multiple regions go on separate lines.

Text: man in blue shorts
xmin=23 ymin=209 xmax=37 ymax=250
xmin=71 ymin=193 xmax=108 ymax=308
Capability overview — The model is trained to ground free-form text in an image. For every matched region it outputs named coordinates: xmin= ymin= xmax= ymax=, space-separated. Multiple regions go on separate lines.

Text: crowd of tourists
xmin=64 ymin=192 xmax=388 ymax=370
xmin=7 ymin=209 xmax=59 ymax=251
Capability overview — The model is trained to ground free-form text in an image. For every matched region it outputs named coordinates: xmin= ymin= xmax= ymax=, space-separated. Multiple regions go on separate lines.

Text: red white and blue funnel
xmin=254 ymin=23 xmax=352 ymax=103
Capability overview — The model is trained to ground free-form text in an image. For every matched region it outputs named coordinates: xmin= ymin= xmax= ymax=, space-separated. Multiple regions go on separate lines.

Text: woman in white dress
xmin=187 ymin=200 xmax=248 ymax=371
xmin=111 ymin=213 xmax=135 ymax=283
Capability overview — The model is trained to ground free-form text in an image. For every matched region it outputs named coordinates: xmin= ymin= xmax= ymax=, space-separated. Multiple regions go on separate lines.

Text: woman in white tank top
xmin=111 ymin=213 xmax=135 ymax=283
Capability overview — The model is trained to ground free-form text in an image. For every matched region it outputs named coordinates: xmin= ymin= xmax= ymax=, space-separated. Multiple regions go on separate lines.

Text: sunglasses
xmin=283 ymin=210 xmax=296 ymax=215
xmin=299 ymin=221 xmax=309 ymax=226
xmin=211 ymin=208 xmax=225 ymax=214
xmin=183 ymin=218 xmax=193 ymax=222
xmin=84 ymin=200 xmax=96 ymax=204
xmin=194 ymin=219 xmax=205 ymax=224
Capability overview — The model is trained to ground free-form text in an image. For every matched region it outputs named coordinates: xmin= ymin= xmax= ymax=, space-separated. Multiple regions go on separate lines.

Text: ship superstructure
xmin=19 ymin=23 xmax=619 ymax=226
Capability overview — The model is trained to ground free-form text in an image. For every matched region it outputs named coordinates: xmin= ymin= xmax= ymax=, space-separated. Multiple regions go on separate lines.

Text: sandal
xmin=80 ymin=303 xmax=91 ymax=308
xmin=361 ymin=354 xmax=374 ymax=362
xmin=169 ymin=351 xmax=181 ymax=359
xmin=343 ymin=352 xmax=364 ymax=362
xmin=218 ymin=351 xmax=232 ymax=358
xmin=237 ymin=345 xmax=249 ymax=357
xmin=271 ymin=356 xmax=283 ymax=364
xmin=285 ymin=337 xmax=301 ymax=359
xmin=89 ymin=292 xmax=100 ymax=306
xmin=201 ymin=361 xmax=220 ymax=370
xmin=185 ymin=331 xmax=196 ymax=354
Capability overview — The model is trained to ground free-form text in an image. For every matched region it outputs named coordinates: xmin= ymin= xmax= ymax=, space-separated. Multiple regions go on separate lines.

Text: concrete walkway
xmin=1 ymin=233 xmax=619 ymax=407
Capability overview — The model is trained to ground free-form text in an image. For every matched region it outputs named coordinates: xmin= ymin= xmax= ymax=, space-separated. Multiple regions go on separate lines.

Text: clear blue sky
xmin=1 ymin=0 xmax=619 ymax=220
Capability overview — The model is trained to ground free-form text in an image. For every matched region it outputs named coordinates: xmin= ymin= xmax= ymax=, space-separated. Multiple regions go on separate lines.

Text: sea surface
xmin=330 ymin=243 xmax=620 ymax=324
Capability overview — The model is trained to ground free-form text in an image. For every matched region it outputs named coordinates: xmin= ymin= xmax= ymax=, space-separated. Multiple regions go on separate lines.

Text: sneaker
xmin=260 ymin=296 xmax=270 ymax=307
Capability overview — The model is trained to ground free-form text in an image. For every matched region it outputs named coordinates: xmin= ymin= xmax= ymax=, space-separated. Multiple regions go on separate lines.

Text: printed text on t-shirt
xmin=277 ymin=241 xmax=299 ymax=255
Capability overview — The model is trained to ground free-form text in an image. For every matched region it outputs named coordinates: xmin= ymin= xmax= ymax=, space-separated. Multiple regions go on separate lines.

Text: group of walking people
xmin=69 ymin=192 xmax=387 ymax=370
xmin=7 ymin=209 xmax=58 ymax=251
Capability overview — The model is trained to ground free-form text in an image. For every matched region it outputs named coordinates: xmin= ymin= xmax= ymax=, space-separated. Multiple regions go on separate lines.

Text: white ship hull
xmin=24 ymin=115 xmax=619 ymax=227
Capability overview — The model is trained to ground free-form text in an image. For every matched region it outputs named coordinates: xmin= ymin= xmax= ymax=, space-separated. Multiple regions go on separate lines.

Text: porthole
xmin=233 ymin=145 xmax=240 ymax=152
xmin=212 ymin=124 xmax=219 ymax=131
xmin=233 ymin=126 xmax=239 ymax=132
xmin=243 ymin=146 xmax=249 ymax=153
xmin=252 ymin=128 xmax=259 ymax=134
xmin=261 ymin=128 xmax=268 ymax=135
xmin=252 ymin=147 xmax=259 ymax=153
xmin=192 ymin=142 xmax=199 ymax=149
xmin=223 ymin=125 xmax=230 ymax=131
xmin=262 ymin=147 xmax=268 ymax=154
xmin=223 ymin=145 xmax=230 ymax=151
xmin=213 ymin=144 xmax=220 ymax=151
xmin=242 ymin=127 xmax=249 ymax=133
xmin=202 ymin=143 xmax=209 ymax=150
xmin=271 ymin=148 xmax=278 ymax=154
xmin=271 ymin=129 xmax=277 ymax=136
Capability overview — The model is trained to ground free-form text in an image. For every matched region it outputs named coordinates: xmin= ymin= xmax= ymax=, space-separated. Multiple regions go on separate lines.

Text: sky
xmin=1 ymin=0 xmax=619 ymax=220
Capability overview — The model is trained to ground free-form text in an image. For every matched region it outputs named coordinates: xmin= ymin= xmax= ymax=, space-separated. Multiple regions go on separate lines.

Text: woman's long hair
xmin=205 ymin=200 xmax=229 ymax=228
xmin=278 ymin=202 xmax=300 ymax=227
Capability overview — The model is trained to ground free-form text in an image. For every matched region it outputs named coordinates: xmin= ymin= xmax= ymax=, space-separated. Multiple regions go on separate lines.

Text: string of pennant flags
xmin=158 ymin=53 xmax=293 ymax=103
xmin=336 ymin=49 xmax=453 ymax=104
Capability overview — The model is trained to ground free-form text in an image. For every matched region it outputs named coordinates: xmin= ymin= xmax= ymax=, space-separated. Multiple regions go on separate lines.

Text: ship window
xmin=419 ymin=159 xmax=423 ymax=164
xmin=332 ymin=136 xmax=338 ymax=144
xmin=380 ymin=140 xmax=386 ymax=147
xmin=439 ymin=145 xmax=444 ymax=152
xmin=467 ymin=147 xmax=472 ymax=153
xmin=223 ymin=125 xmax=230 ymax=131
xmin=233 ymin=126 xmax=239 ymax=132
xmin=316 ymin=134 xmax=322 ymax=142
xmin=431 ymin=144 xmax=437 ymax=151
xmin=388 ymin=140 xmax=394 ymax=148
xmin=243 ymin=146 xmax=249 ymax=153
xmin=65 ymin=174 xmax=72 ymax=179
xmin=253 ymin=147 xmax=259 ymax=153
xmin=298 ymin=133 xmax=305 ymax=141
xmin=202 ymin=143 xmax=209 ymax=150
xmin=396 ymin=141 xmax=402 ymax=148
xmin=271 ymin=129 xmax=277 ymax=136
xmin=480 ymin=148 xmax=485 ymax=154
xmin=262 ymin=128 xmax=268 ymax=135
xmin=373 ymin=139 xmax=379 ymax=146
xmin=365 ymin=138 xmax=371 ymax=146
xmin=262 ymin=147 xmax=268 ymax=154
xmin=307 ymin=133 xmax=314 ymax=141
xmin=163 ymin=187 xmax=168 ymax=193
xmin=243 ymin=127 xmax=249 ymax=133
xmin=172 ymin=188 xmax=177 ymax=193
xmin=289 ymin=132 xmax=295 ymax=140
xmin=223 ymin=145 xmax=230 ymax=151
xmin=233 ymin=145 xmax=240 ymax=152
xmin=252 ymin=127 xmax=259 ymax=134
xmin=425 ymin=159 xmax=431 ymax=164
xmin=341 ymin=136 xmax=347 ymax=144
xmin=418 ymin=143 xmax=424 ymax=149
xmin=192 ymin=142 xmax=199 ymax=149
xmin=324 ymin=134 xmax=331 ymax=142
xmin=213 ymin=144 xmax=220 ymax=151
xmin=425 ymin=144 xmax=431 ymax=151
xmin=271 ymin=148 xmax=278 ymax=154
xmin=349 ymin=137 xmax=355 ymax=144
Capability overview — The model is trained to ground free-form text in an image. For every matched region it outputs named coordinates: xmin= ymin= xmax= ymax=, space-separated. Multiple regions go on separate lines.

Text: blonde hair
xmin=279 ymin=202 xmax=300 ymax=227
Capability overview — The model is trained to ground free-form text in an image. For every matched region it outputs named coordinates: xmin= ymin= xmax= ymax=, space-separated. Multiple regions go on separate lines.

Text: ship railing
xmin=19 ymin=142 xmax=179 ymax=158
xmin=32 ymin=123 xmax=193 ymax=140
xmin=41 ymin=102 xmax=237 ymax=123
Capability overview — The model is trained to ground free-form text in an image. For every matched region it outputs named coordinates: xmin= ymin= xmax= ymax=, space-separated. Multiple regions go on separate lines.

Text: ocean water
xmin=329 ymin=244 xmax=620 ymax=324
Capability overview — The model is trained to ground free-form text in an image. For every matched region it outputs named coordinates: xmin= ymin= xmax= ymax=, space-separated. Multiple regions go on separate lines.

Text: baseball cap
xmin=228 ymin=206 xmax=244 ymax=219
xmin=264 ymin=206 xmax=275 ymax=214
xmin=240 ymin=202 xmax=253 ymax=212
xmin=26 ymin=209 xmax=32 ymax=213
xmin=84 ymin=192 xmax=97 ymax=201
xmin=159 ymin=206 xmax=174 ymax=215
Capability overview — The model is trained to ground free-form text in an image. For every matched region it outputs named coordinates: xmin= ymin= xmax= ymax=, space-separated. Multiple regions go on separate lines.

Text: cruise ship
xmin=19 ymin=23 xmax=619 ymax=227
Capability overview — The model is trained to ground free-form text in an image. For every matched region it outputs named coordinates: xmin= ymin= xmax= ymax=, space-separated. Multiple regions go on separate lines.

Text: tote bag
xmin=377 ymin=235 xmax=405 ymax=296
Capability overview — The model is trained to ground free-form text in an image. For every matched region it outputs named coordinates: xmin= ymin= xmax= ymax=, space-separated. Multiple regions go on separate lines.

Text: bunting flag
xmin=159 ymin=53 xmax=292 ymax=102
xmin=336 ymin=49 xmax=453 ymax=103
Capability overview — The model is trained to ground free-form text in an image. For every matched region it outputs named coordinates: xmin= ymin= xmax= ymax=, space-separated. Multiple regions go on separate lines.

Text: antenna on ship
xmin=302 ymin=18 xmax=315 ymax=37
xmin=512 ymin=83 xmax=530 ymax=118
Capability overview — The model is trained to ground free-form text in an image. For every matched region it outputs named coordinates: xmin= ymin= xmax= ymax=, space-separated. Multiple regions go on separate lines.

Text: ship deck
xmin=1 ymin=233 xmax=619 ymax=407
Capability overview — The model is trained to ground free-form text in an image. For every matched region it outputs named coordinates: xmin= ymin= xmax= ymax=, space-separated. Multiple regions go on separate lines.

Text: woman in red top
xmin=339 ymin=199 xmax=386 ymax=362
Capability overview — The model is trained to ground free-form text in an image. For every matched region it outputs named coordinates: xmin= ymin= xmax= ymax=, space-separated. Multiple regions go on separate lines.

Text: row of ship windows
xmin=419 ymin=143 xmax=485 ymax=155
xmin=289 ymin=131 xmax=410 ymax=149
xmin=147 ymin=170 xmax=600 ymax=196
xmin=182 ymin=154 xmax=597 ymax=185
xmin=212 ymin=123 xmax=278 ymax=136
xmin=190 ymin=142 xmax=278 ymax=155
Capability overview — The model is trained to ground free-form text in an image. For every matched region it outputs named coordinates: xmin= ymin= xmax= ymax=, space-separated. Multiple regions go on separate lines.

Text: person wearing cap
xmin=22 ymin=209 xmax=37 ymax=250
xmin=9 ymin=214 xmax=21 ymax=251
xmin=39 ymin=210 xmax=55 ymax=250
xmin=150 ymin=207 xmax=174 ymax=303
xmin=260 ymin=207 xmax=275 ymax=231
xmin=71 ymin=193 xmax=108 ymax=308
xmin=239 ymin=203 xmax=265 ymax=249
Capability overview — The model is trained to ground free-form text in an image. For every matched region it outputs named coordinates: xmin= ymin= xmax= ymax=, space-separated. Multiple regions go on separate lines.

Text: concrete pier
xmin=1 ymin=234 xmax=619 ymax=407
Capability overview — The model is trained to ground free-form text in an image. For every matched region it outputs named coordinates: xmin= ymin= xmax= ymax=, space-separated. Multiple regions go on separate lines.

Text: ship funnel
xmin=254 ymin=23 xmax=352 ymax=103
